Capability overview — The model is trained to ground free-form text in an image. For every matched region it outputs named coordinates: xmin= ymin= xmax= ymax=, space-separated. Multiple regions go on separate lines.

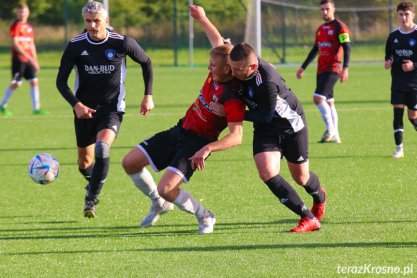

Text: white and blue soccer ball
xmin=28 ymin=153 xmax=60 ymax=184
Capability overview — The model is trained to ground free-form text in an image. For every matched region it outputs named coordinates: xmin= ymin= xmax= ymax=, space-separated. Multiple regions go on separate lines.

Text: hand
xmin=140 ymin=95 xmax=154 ymax=116
xmin=189 ymin=146 xmax=211 ymax=171
xmin=402 ymin=59 xmax=415 ymax=72
xmin=384 ymin=59 xmax=392 ymax=69
xmin=210 ymin=101 xmax=225 ymax=117
xmin=73 ymin=102 xmax=96 ymax=119
xmin=189 ymin=4 xmax=206 ymax=21
xmin=296 ymin=68 xmax=304 ymax=79
xmin=339 ymin=67 xmax=348 ymax=83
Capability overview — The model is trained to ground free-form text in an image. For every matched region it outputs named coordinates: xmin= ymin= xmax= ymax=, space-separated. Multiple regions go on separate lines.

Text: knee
xmin=121 ymin=155 xmax=141 ymax=174
xmin=258 ymin=170 xmax=278 ymax=182
xmin=293 ymin=173 xmax=310 ymax=186
xmin=78 ymin=157 xmax=93 ymax=169
xmin=157 ymin=184 xmax=169 ymax=200
xmin=95 ymin=141 xmax=110 ymax=158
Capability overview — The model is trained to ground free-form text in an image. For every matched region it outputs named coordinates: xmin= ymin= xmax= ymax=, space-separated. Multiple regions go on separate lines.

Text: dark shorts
xmin=391 ymin=89 xmax=417 ymax=110
xmin=314 ymin=71 xmax=339 ymax=101
xmin=74 ymin=112 xmax=123 ymax=148
xmin=138 ymin=124 xmax=213 ymax=183
xmin=253 ymin=127 xmax=309 ymax=164
xmin=11 ymin=58 xmax=37 ymax=82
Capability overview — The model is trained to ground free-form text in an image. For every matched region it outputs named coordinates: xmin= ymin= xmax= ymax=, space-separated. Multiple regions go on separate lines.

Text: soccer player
xmin=121 ymin=5 xmax=245 ymax=234
xmin=296 ymin=0 xmax=351 ymax=143
xmin=0 ymin=3 xmax=48 ymax=117
xmin=199 ymin=12 xmax=326 ymax=233
xmin=56 ymin=1 xmax=154 ymax=218
xmin=385 ymin=2 xmax=417 ymax=159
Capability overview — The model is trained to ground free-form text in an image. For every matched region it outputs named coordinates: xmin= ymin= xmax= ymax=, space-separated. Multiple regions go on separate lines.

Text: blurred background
xmin=0 ymin=0 xmax=407 ymax=66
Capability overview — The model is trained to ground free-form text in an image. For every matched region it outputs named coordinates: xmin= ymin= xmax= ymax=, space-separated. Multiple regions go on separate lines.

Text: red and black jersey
xmin=302 ymin=19 xmax=350 ymax=74
xmin=10 ymin=20 xmax=34 ymax=62
xmin=181 ymin=72 xmax=245 ymax=140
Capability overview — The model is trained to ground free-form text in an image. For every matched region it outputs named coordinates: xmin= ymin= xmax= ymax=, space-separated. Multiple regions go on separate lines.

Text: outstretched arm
xmin=189 ymin=122 xmax=243 ymax=170
xmin=189 ymin=5 xmax=224 ymax=48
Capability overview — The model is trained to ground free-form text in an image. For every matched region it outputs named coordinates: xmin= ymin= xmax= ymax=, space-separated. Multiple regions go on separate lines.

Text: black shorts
xmin=314 ymin=71 xmax=339 ymax=101
xmin=74 ymin=112 xmax=123 ymax=148
xmin=253 ymin=127 xmax=309 ymax=164
xmin=391 ymin=89 xmax=417 ymax=110
xmin=138 ymin=124 xmax=213 ymax=183
xmin=11 ymin=58 xmax=36 ymax=82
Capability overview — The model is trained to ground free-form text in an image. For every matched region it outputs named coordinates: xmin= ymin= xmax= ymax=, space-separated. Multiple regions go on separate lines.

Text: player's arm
xmin=244 ymin=82 xmax=277 ymax=123
xmin=296 ymin=44 xmax=318 ymax=79
xmin=125 ymin=36 xmax=154 ymax=115
xmin=189 ymin=121 xmax=243 ymax=171
xmin=339 ymin=29 xmax=351 ymax=83
xmin=189 ymin=5 xmax=224 ymax=48
xmin=56 ymin=45 xmax=95 ymax=119
xmin=384 ymin=34 xmax=394 ymax=69
xmin=29 ymin=40 xmax=40 ymax=72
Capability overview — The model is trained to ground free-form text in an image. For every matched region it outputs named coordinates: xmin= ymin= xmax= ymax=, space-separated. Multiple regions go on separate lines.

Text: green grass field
xmin=0 ymin=58 xmax=416 ymax=277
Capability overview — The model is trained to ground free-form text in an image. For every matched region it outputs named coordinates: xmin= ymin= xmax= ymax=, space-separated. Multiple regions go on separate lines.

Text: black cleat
xmin=84 ymin=199 xmax=99 ymax=218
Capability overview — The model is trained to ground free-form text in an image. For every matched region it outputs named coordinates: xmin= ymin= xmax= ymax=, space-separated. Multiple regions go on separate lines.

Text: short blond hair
xmin=210 ymin=44 xmax=233 ymax=65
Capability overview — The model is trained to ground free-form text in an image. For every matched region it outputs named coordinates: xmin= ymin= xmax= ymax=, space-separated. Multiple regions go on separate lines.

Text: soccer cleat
xmin=33 ymin=109 xmax=49 ymax=115
xmin=197 ymin=211 xmax=217 ymax=234
xmin=289 ymin=217 xmax=320 ymax=233
xmin=140 ymin=200 xmax=174 ymax=228
xmin=0 ymin=106 xmax=13 ymax=116
xmin=84 ymin=198 xmax=99 ymax=218
xmin=392 ymin=149 xmax=404 ymax=159
xmin=318 ymin=130 xmax=335 ymax=143
xmin=331 ymin=134 xmax=341 ymax=144
xmin=311 ymin=188 xmax=326 ymax=221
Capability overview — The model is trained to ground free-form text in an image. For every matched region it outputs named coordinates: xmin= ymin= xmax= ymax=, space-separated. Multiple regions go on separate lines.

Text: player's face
xmin=208 ymin=56 xmax=231 ymax=82
xmin=397 ymin=10 xmax=415 ymax=28
xmin=16 ymin=7 xmax=29 ymax=22
xmin=228 ymin=58 xmax=255 ymax=81
xmin=83 ymin=12 xmax=109 ymax=41
xmin=320 ymin=3 xmax=335 ymax=22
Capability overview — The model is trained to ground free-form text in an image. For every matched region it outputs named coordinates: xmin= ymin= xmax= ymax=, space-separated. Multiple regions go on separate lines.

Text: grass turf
xmin=0 ymin=62 xmax=416 ymax=277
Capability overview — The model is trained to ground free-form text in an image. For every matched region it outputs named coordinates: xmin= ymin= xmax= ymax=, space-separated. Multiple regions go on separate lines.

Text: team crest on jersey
xmin=328 ymin=30 xmax=334 ymax=35
xmin=409 ymin=39 xmax=416 ymax=47
xmin=105 ymin=49 xmax=116 ymax=60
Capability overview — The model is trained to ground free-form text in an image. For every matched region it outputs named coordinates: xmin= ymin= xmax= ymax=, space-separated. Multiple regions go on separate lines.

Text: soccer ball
xmin=28 ymin=153 xmax=60 ymax=184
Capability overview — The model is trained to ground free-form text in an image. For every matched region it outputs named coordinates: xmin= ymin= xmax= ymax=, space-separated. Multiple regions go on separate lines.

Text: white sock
xmin=317 ymin=102 xmax=335 ymax=134
xmin=329 ymin=103 xmax=339 ymax=135
xmin=130 ymin=168 xmax=163 ymax=205
xmin=396 ymin=144 xmax=403 ymax=152
xmin=173 ymin=189 xmax=207 ymax=219
xmin=1 ymin=87 xmax=14 ymax=107
xmin=30 ymin=87 xmax=40 ymax=110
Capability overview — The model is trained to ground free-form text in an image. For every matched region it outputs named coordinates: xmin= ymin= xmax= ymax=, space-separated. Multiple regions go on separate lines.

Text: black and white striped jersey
xmin=56 ymin=31 xmax=153 ymax=115
xmin=238 ymin=58 xmax=306 ymax=134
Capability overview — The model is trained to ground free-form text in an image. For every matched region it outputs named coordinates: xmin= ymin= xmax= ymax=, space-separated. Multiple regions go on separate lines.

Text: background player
xmin=296 ymin=0 xmax=350 ymax=143
xmin=0 ymin=3 xmax=48 ymax=116
xmin=121 ymin=5 xmax=245 ymax=234
xmin=384 ymin=2 xmax=417 ymax=158
xmin=56 ymin=1 xmax=154 ymax=218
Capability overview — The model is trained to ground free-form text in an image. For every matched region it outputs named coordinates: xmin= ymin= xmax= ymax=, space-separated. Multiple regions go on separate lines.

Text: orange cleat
xmin=290 ymin=217 xmax=320 ymax=233
xmin=311 ymin=188 xmax=326 ymax=221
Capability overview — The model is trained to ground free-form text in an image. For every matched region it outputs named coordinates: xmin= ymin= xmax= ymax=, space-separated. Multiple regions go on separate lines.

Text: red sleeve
xmin=10 ymin=22 xmax=18 ymax=37
xmin=224 ymin=98 xmax=245 ymax=123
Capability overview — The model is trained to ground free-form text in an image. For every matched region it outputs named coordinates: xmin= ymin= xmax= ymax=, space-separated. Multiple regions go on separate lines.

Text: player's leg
xmin=122 ymin=143 xmax=174 ymax=228
xmin=314 ymin=72 xmax=339 ymax=143
xmin=24 ymin=62 xmax=48 ymax=115
xmin=0 ymin=60 xmax=23 ymax=116
xmin=327 ymin=99 xmax=341 ymax=143
xmin=158 ymin=170 xmax=215 ymax=234
xmin=391 ymin=90 xmax=406 ymax=158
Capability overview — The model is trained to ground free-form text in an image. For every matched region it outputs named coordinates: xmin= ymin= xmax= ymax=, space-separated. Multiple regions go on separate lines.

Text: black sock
xmin=393 ymin=108 xmax=404 ymax=146
xmin=79 ymin=163 xmax=94 ymax=181
xmin=88 ymin=157 xmax=109 ymax=200
xmin=303 ymin=172 xmax=325 ymax=204
xmin=265 ymin=175 xmax=315 ymax=219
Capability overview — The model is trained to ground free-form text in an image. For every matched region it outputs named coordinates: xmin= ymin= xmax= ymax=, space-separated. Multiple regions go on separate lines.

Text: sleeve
xmin=9 ymin=22 xmax=18 ymax=37
xmin=224 ymin=98 xmax=245 ymax=123
xmin=342 ymin=43 xmax=351 ymax=68
xmin=385 ymin=33 xmax=394 ymax=61
xmin=124 ymin=36 xmax=153 ymax=95
xmin=244 ymin=82 xmax=277 ymax=123
xmin=56 ymin=44 xmax=79 ymax=107
xmin=301 ymin=45 xmax=319 ymax=70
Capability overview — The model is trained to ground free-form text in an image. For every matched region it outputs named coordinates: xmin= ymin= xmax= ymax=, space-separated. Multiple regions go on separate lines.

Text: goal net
xmin=246 ymin=0 xmax=396 ymax=64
